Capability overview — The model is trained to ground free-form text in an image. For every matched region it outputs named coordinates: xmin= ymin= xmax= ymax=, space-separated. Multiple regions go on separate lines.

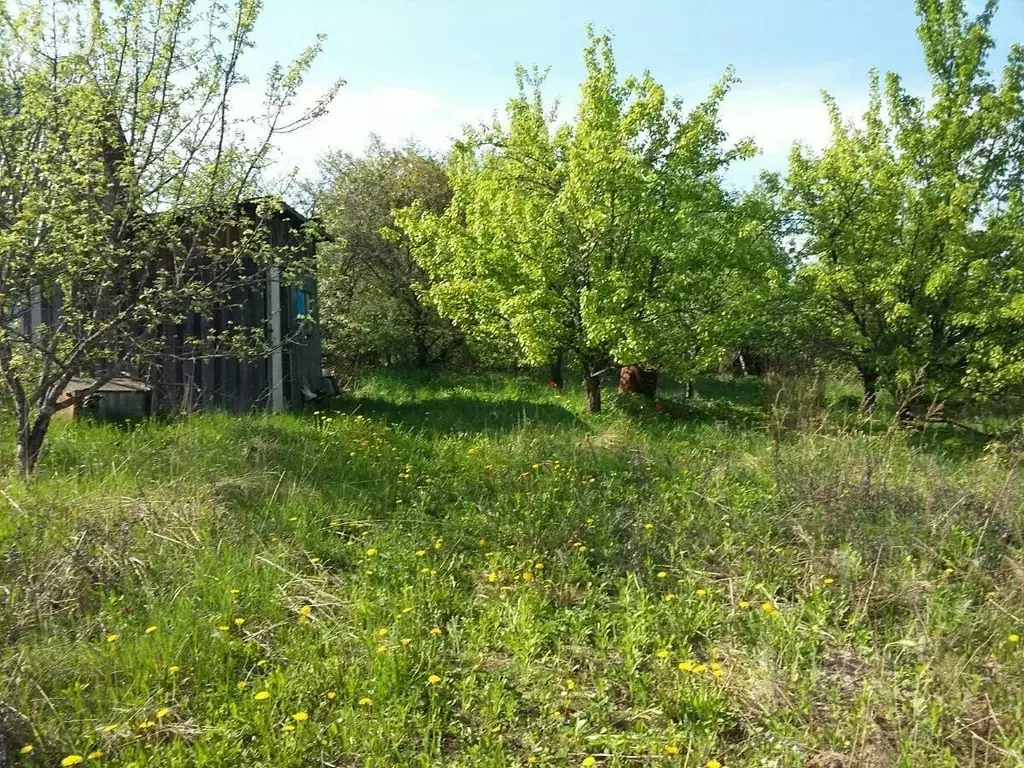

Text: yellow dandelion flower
xmin=299 ymin=605 xmax=312 ymax=617
xmin=19 ymin=745 xmax=33 ymax=755
xmin=427 ymin=674 xmax=441 ymax=685
xmin=156 ymin=708 xmax=170 ymax=718
xmin=678 ymin=661 xmax=694 ymax=672
xmin=358 ymin=696 xmax=373 ymax=706
xmin=230 ymin=588 xmax=241 ymax=595
xmin=761 ymin=602 xmax=777 ymax=614
xmin=656 ymin=649 xmax=670 ymax=659
xmin=666 ymin=745 xmax=680 ymax=755
xmin=582 ymin=758 xmax=597 ymax=767
xmin=145 ymin=626 xmax=157 ymax=634
xmin=106 ymin=634 xmax=118 ymax=643
xmin=61 ymin=756 xmax=84 ymax=767
xmin=823 ymin=577 xmax=834 ymax=585
xmin=706 ymin=761 xmax=722 ymax=768
xmin=478 ymin=538 xmax=487 ymax=546
xmin=366 ymin=548 xmax=378 ymax=557
xmin=578 ymin=546 xmax=588 ymax=553
xmin=237 ymin=681 xmax=247 ymax=690
xmin=401 ymin=638 xmax=412 ymax=647
xmin=527 ymin=758 xmax=538 ymax=765
xmin=430 ymin=627 xmax=443 ymax=636
xmin=1009 ymin=634 xmax=1020 ymax=643
xmin=522 ymin=571 xmax=534 ymax=582
xmin=254 ymin=690 xmax=270 ymax=701
xmin=467 ymin=448 xmax=478 ymax=455
xmin=534 ymin=563 xmax=544 ymax=570
xmin=656 ymin=571 xmax=668 ymax=579
xmin=234 ymin=617 xmax=245 ymax=627
xmin=738 ymin=601 xmax=751 ymax=609
xmin=696 ymin=588 xmax=708 ymax=597
xmin=87 ymin=751 xmax=103 ymax=760
xmin=168 ymin=665 xmax=180 ymax=673
xmin=282 ymin=724 xmax=295 ymax=732
xmin=376 ymin=643 xmax=387 ymax=653
xmin=644 ymin=523 xmax=655 ymax=530
xmin=566 ymin=678 xmax=576 ymax=690
xmin=377 ymin=627 xmax=389 ymax=637
xmin=664 ymin=593 xmax=676 ymax=601
xmin=327 ymin=691 xmax=337 ymax=700
xmin=138 ymin=721 xmax=154 ymax=730
xmin=216 ymin=625 xmax=230 ymax=632
xmin=434 ymin=538 xmax=443 ymax=550
xmin=102 ymin=724 xmax=118 ymax=733
xmin=292 ymin=711 xmax=308 ymax=722
xmin=488 ymin=571 xmax=498 ymax=583
xmin=416 ymin=549 xmax=427 ymax=557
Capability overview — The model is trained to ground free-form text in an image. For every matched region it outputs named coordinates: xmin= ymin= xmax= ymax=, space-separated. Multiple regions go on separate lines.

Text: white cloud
xmin=265 ymin=84 xmax=495 ymax=180
xmin=254 ymin=78 xmax=871 ymax=191
xmin=719 ymin=82 xmax=868 ymax=186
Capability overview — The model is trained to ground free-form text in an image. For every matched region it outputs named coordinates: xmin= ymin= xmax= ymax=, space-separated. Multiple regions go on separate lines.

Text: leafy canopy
xmin=788 ymin=0 xmax=1024 ymax=405
xmin=398 ymin=29 xmax=777 ymax=405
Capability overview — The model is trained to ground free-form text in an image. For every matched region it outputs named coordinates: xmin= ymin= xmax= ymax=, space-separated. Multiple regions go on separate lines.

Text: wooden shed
xmin=146 ymin=202 xmax=326 ymax=414
xmin=24 ymin=200 xmax=328 ymax=416
xmin=57 ymin=378 xmax=153 ymax=421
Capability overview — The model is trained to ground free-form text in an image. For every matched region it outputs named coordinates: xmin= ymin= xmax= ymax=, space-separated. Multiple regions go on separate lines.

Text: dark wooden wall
xmin=26 ymin=213 xmax=322 ymax=415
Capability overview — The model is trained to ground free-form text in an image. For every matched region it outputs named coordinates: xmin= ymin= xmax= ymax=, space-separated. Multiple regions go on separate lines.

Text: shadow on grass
xmin=329 ymin=394 xmax=583 ymax=435
xmin=616 ymin=375 xmax=768 ymax=430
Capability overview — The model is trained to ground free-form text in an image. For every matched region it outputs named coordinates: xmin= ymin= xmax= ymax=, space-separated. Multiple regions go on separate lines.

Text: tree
xmin=788 ymin=0 xmax=1024 ymax=411
xmin=397 ymin=29 xmax=763 ymax=412
xmin=0 ymin=0 xmax=340 ymax=476
xmin=314 ymin=138 xmax=461 ymax=371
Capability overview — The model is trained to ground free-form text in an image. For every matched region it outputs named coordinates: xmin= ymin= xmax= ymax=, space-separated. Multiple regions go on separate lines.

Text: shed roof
xmin=64 ymin=377 xmax=152 ymax=394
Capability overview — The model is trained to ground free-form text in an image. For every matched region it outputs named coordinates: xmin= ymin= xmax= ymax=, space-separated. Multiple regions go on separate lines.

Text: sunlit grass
xmin=1 ymin=372 xmax=1022 ymax=767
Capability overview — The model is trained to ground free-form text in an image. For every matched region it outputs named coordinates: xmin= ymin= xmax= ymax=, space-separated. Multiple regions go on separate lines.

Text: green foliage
xmin=397 ymin=30 xmax=779 ymax=410
xmin=314 ymin=138 xmax=463 ymax=371
xmin=0 ymin=0 xmax=339 ymax=474
xmin=1 ymin=372 xmax=1023 ymax=766
xmin=788 ymin=0 xmax=1024 ymax=407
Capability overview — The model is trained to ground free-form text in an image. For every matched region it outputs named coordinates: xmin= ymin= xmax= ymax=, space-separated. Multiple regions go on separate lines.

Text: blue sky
xmin=249 ymin=0 xmax=1024 ymax=188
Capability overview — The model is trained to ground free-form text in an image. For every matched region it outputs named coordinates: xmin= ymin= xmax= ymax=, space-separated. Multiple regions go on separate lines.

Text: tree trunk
xmin=410 ymin=302 xmax=430 ymax=369
xmin=16 ymin=413 xmax=50 ymax=478
xmin=582 ymin=369 xmax=602 ymax=414
xmin=548 ymin=351 xmax=564 ymax=389
xmin=685 ymin=380 xmax=694 ymax=399
xmin=860 ymin=366 xmax=879 ymax=412
xmin=413 ymin=325 xmax=430 ymax=369
xmin=617 ymin=365 xmax=658 ymax=399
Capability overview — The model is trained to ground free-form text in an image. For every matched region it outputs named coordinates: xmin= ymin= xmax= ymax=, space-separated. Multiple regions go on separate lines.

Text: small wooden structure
xmin=147 ymin=202 xmax=325 ymax=414
xmin=57 ymin=378 xmax=153 ymax=421
xmin=25 ymin=200 xmax=326 ymax=416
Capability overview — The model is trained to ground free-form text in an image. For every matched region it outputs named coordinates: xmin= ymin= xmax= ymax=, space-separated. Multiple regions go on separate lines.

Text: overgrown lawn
xmin=1 ymin=373 xmax=1022 ymax=767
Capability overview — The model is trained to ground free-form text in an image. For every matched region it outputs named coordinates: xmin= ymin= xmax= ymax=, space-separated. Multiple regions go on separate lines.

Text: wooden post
xmin=30 ymin=287 xmax=42 ymax=342
xmin=268 ymin=265 xmax=284 ymax=413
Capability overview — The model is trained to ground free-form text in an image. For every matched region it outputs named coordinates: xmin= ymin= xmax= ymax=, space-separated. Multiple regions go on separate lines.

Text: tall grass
xmin=1 ymin=371 xmax=1022 ymax=767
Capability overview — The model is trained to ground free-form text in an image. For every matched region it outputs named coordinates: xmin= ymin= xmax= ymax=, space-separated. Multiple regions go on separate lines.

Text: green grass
xmin=1 ymin=371 xmax=1022 ymax=767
